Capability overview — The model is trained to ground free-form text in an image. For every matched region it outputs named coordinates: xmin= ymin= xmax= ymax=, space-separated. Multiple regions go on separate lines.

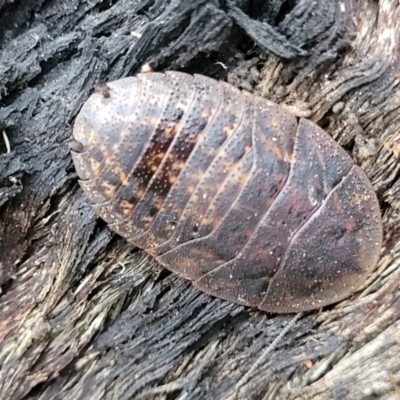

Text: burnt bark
xmin=0 ymin=1 xmax=399 ymax=399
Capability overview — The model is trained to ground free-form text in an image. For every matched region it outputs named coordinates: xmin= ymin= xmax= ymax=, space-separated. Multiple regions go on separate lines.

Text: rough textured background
xmin=0 ymin=1 xmax=399 ymax=399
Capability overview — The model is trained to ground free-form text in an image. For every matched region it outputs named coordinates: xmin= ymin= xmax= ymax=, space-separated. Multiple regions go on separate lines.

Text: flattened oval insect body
xmin=71 ymin=71 xmax=383 ymax=313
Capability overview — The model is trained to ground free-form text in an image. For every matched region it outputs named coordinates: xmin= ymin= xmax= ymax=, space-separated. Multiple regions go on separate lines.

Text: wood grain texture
xmin=0 ymin=1 xmax=399 ymax=399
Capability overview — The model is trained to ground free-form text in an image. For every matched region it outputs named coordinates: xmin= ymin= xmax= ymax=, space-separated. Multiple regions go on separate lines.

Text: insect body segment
xmin=71 ymin=71 xmax=382 ymax=313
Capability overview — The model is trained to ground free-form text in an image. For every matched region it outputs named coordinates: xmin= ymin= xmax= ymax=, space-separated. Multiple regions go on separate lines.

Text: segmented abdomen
xmin=71 ymin=72 xmax=382 ymax=313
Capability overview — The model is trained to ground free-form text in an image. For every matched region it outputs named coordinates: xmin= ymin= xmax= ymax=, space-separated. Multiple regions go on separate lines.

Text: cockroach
xmin=71 ymin=71 xmax=382 ymax=313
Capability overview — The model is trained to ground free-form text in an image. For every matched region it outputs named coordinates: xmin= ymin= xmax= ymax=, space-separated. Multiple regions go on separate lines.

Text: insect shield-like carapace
xmin=71 ymin=71 xmax=382 ymax=313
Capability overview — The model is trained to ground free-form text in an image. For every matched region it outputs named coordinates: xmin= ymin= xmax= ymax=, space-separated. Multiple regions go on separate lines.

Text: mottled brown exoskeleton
xmin=71 ymin=72 xmax=382 ymax=313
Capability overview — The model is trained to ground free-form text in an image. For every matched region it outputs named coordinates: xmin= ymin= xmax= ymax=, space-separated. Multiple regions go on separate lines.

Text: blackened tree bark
xmin=0 ymin=1 xmax=399 ymax=399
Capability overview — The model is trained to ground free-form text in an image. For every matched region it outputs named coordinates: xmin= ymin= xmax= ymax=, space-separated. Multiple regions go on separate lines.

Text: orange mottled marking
xmin=201 ymin=109 xmax=212 ymax=121
xmin=100 ymin=145 xmax=112 ymax=166
xmin=187 ymin=184 xmax=196 ymax=195
xmin=136 ymin=187 xmax=145 ymax=198
xmin=87 ymin=128 xmax=99 ymax=145
xmin=120 ymin=171 xmax=128 ymax=186
xmin=244 ymin=228 xmax=254 ymax=240
xmin=345 ymin=216 xmax=356 ymax=231
xmin=283 ymin=151 xmax=293 ymax=164
xmin=236 ymin=171 xmax=249 ymax=186
xmin=172 ymin=160 xmax=186 ymax=170
xmin=206 ymin=147 xmax=219 ymax=159
xmin=223 ymin=125 xmax=233 ymax=137
xmin=177 ymin=100 xmax=189 ymax=111
xmin=121 ymin=200 xmax=134 ymax=216
xmin=221 ymin=160 xmax=237 ymax=175
xmin=90 ymin=158 xmax=102 ymax=176
xmin=270 ymin=142 xmax=284 ymax=160
xmin=110 ymin=164 xmax=128 ymax=185
xmin=101 ymin=181 xmax=117 ymax=199
xmin=154 ymin=152 xmax=165 ymax=160
xmin=191 ymin=171 xmax=204 ymax=181
xmin=191 ymin=133 xmax=203 ymax=144
xmin=150 ymin=117 xmax=159 ymax=127
xmin=153 ymin=198 xmax=164 ymax=212
xmin=163 ymin=123 xmax=180 ymax=137
xmin=202 ymin=214 xmax=221 ymax=229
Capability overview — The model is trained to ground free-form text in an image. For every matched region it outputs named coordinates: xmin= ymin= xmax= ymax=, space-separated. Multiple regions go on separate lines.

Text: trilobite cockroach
xmin=71 ymin=71 xmax=382 ymax=313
